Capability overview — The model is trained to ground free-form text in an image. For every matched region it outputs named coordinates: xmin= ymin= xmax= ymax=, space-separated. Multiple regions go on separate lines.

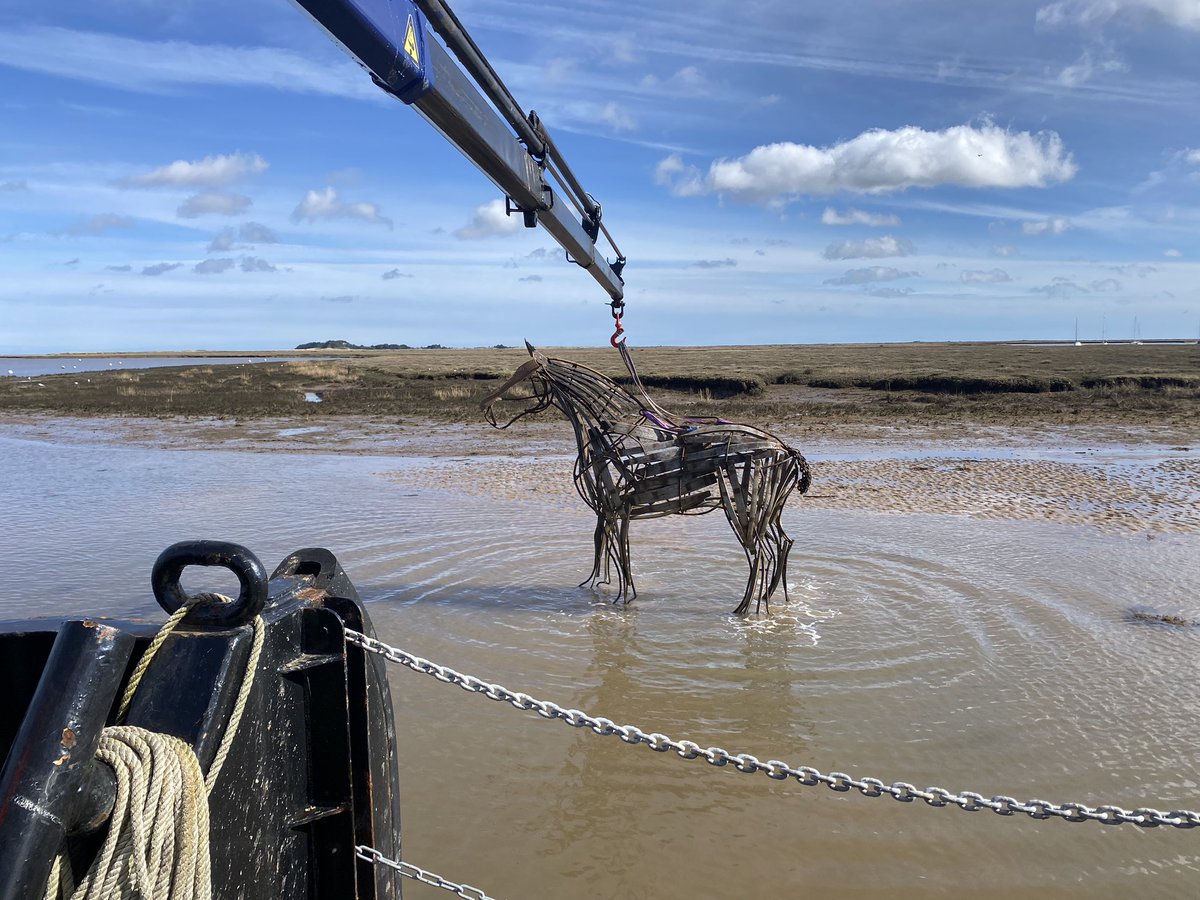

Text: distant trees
xmin=296 ymin=339 xmax=414 ymax=350
xmin=295 ymin=340 xmax=510 ymax=350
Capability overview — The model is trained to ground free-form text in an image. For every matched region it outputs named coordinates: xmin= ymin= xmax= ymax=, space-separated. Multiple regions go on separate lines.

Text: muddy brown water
xmin=2 ymin=426 xmax=1199 ymax=898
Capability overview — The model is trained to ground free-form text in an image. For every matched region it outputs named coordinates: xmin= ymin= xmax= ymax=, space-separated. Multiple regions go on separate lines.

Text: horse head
xmin=480 ymin=341 xmax=553 ymax=428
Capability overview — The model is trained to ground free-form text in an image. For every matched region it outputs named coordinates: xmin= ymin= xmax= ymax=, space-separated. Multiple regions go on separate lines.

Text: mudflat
xmin=3 ymin=341 xmax=1196 ymax=534
xmin=1 ymin=341 xmax=1197 ymax=432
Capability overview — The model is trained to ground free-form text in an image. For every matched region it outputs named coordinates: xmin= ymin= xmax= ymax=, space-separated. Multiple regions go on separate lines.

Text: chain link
xmin=346 ymin=629 xmax=1200 ymax=830
xmin=357 ymin=846 xmax=496 ymax=900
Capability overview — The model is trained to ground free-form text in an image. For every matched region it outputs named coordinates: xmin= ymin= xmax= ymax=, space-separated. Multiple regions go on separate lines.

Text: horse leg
xmin=719 ymin=460 xmax=761 ymax=615
xmin=757 ymin=534 xmax=779 ymax=614
xmin=579 ymin=514 xmax=606 ymax=590
xmin=770 ymin=518 xmax=795 ymax=603
xmin=733 ymin=542 xmax=758 ymax=616
xmin=615 ymin=507 xmax=636 ymax=602
xmin=765 ymin=461 xmax=800 ymax=604
xmin=761 ymin=519 xmax=788 ymax=606
xmin=729 ymin=540 xmax=768 ymax=619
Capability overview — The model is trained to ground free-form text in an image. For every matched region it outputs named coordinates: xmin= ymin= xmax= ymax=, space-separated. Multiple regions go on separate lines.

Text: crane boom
xmin=292 ymin=0 xmax=626 ymax=301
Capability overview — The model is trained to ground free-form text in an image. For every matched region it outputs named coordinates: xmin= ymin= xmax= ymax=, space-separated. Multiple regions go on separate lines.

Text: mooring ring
xmin=151 ymin=540 xmax=269 ymax=626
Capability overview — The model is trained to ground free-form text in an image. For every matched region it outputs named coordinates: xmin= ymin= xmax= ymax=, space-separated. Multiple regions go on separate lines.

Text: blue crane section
xmin=293 ymin=0 xmax=627 ymax=301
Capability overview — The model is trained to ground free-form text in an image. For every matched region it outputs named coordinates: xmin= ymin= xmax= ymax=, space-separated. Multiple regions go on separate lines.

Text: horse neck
xmin=543 ymin=359 xmax=641 ymax=446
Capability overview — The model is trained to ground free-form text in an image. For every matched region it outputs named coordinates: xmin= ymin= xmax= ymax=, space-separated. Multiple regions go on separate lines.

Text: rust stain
xmin=82 ymin=619 xmax=121 ymax=638
xmin=61 ymin=727 xmax=77 ymax=749
xmin=52 ymin=752 xmax=70 ymax=766
xmin=296 ymin=587 xmax=327 ymax=602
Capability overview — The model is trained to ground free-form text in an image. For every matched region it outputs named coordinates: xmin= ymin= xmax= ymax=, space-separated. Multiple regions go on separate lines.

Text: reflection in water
xmin=3 ymin=427 xmax=1200 ymax=897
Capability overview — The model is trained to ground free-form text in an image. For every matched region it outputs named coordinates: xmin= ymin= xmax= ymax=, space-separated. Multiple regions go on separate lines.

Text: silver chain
xmin=346 ymin=629 xmax=1200 ymax=830
xmin=357 ymin=845 xmax=496 ymax=899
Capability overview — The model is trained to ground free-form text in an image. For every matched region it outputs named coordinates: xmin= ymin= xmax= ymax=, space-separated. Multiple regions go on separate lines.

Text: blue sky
xmin=1 ymin=0 xmax=1198 ymax=352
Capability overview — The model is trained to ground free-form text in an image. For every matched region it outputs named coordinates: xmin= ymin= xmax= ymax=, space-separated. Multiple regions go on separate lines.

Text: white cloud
xmin=1056 ymin=46 xmax=1128 ymax=86
xmin=991 ymin=244 xmax=1019 ymax=257
xmin=177 ymin=192 xmax=251 ymax=218
xmin=207 ymin=227 xmax=235 ymax=253
xmin=545 ymin=57 xmax=576 ymax=84
xmin=239 ymin=222 xmax=277 ymax=243
xmin=1090 ymin=278 xmax=1122 ymax=291
xmin=0 ymin=26 xmax=380 ymax=100
xmin=689 ymin=258 xmax=737 ymax=269
xmin=825 ymin=266 xmax=917 ymax=285
xmin=382 ymin=269 xmax=413 ymax=280
xmin=207 ymin=221 xmax=277 ymax=252
xmin=120 ymin=152 xmax=267 ymax=188
xmin=670 ymin=65 xmax=706 ymax=90
xmin=1185 ymin=148 xmax=1200 ymax=165
xmin=1022 ymin=216 xmax=1071 ymax=235
xmin=664 ymin=122 xmax=1076 ymax=205
xmin=239 ymin=256 xmax=276 ymax=272
xmin=1108 ymin=263 xmax=1156 ymax=277
xmin=655 ymin=154 xmax=704 ymax=197
xmin=821 ymin=207 xmax=902 ymax=227
xmin=937 ymin=59 xmax=962 ymax=80
xmin=1031 ymin=276 xmax=1088 ymax=296
xmin=599 ymin=101 xmax=636 ymax=132
xmin=1038 ymin=0 xmax=1200 ymax=30
xmin=961 ymin=268 xmax=1013 ymax=283
xmin=0 ymin=180 xmax=27 ymax=192
xmin=454 ymin=199 xmax=521 ymax=239
xmin=1164 ymin=248 xmax=1182 ymax=257
xmin=195 ymin=258 xmax=234 ymax=274
xmin=823 ymin=235 xmax=916 ymax=260
xmin=58 ymin=213 xmax=134 ymax=235
xmin=142 ymin=262 xmax=182 ymax=276
xmin=291 ymin=187 xmax=391 ymax=228
xmin=610 ymin=35 xmax=636 ymax=65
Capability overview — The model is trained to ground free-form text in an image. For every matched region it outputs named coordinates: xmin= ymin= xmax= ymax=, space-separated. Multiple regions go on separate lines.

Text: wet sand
xmin=5 ymin=412 xmax=1197 ymax=534
xmin=385 ymin=450 xmax=1200 ymax=535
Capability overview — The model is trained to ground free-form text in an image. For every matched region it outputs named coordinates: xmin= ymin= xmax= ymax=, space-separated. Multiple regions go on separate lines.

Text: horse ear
xmin=524 ymin=339 xmax=548 ymax=368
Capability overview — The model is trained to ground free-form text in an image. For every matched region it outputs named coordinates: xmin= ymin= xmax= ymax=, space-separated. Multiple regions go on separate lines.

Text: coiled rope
xmin=43 ymin=594 xmax=264 ymax=900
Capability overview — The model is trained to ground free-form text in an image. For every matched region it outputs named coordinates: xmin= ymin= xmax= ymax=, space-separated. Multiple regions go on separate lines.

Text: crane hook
xmin=609 ymin=298 xmax=626 ymax=347
xmin=610 ymin=316 xmax=625 ymax=348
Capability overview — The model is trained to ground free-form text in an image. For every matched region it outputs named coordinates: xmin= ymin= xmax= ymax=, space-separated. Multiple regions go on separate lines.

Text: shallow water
xmin=2 ymin=427 xmax=1199 ymax=898
xmin=0 ymin=355 xmax=314 ymax=378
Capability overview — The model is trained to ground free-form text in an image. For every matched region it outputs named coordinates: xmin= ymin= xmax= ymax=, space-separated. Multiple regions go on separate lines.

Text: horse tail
xmin=789 ymin=447 xmax=813 ymax=495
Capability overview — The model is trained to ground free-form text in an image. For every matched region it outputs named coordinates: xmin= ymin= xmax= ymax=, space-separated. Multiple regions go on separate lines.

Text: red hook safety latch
xmin=610 ymin=316 xmax=626 ymax=347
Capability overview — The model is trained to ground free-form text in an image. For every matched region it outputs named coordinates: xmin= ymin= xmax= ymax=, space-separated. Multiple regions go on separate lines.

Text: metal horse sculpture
xmin=481 ymin=342 xmax=812 ymax=615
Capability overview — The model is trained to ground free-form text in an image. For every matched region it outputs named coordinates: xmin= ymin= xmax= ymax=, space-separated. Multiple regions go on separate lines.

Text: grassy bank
xmin=2 ymin=342 xmax=1197 ymax=429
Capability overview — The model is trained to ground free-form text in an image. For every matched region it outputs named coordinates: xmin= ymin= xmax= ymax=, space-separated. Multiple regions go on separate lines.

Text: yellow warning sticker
xmin=403 ymin=15 xmax=420 ymax=66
